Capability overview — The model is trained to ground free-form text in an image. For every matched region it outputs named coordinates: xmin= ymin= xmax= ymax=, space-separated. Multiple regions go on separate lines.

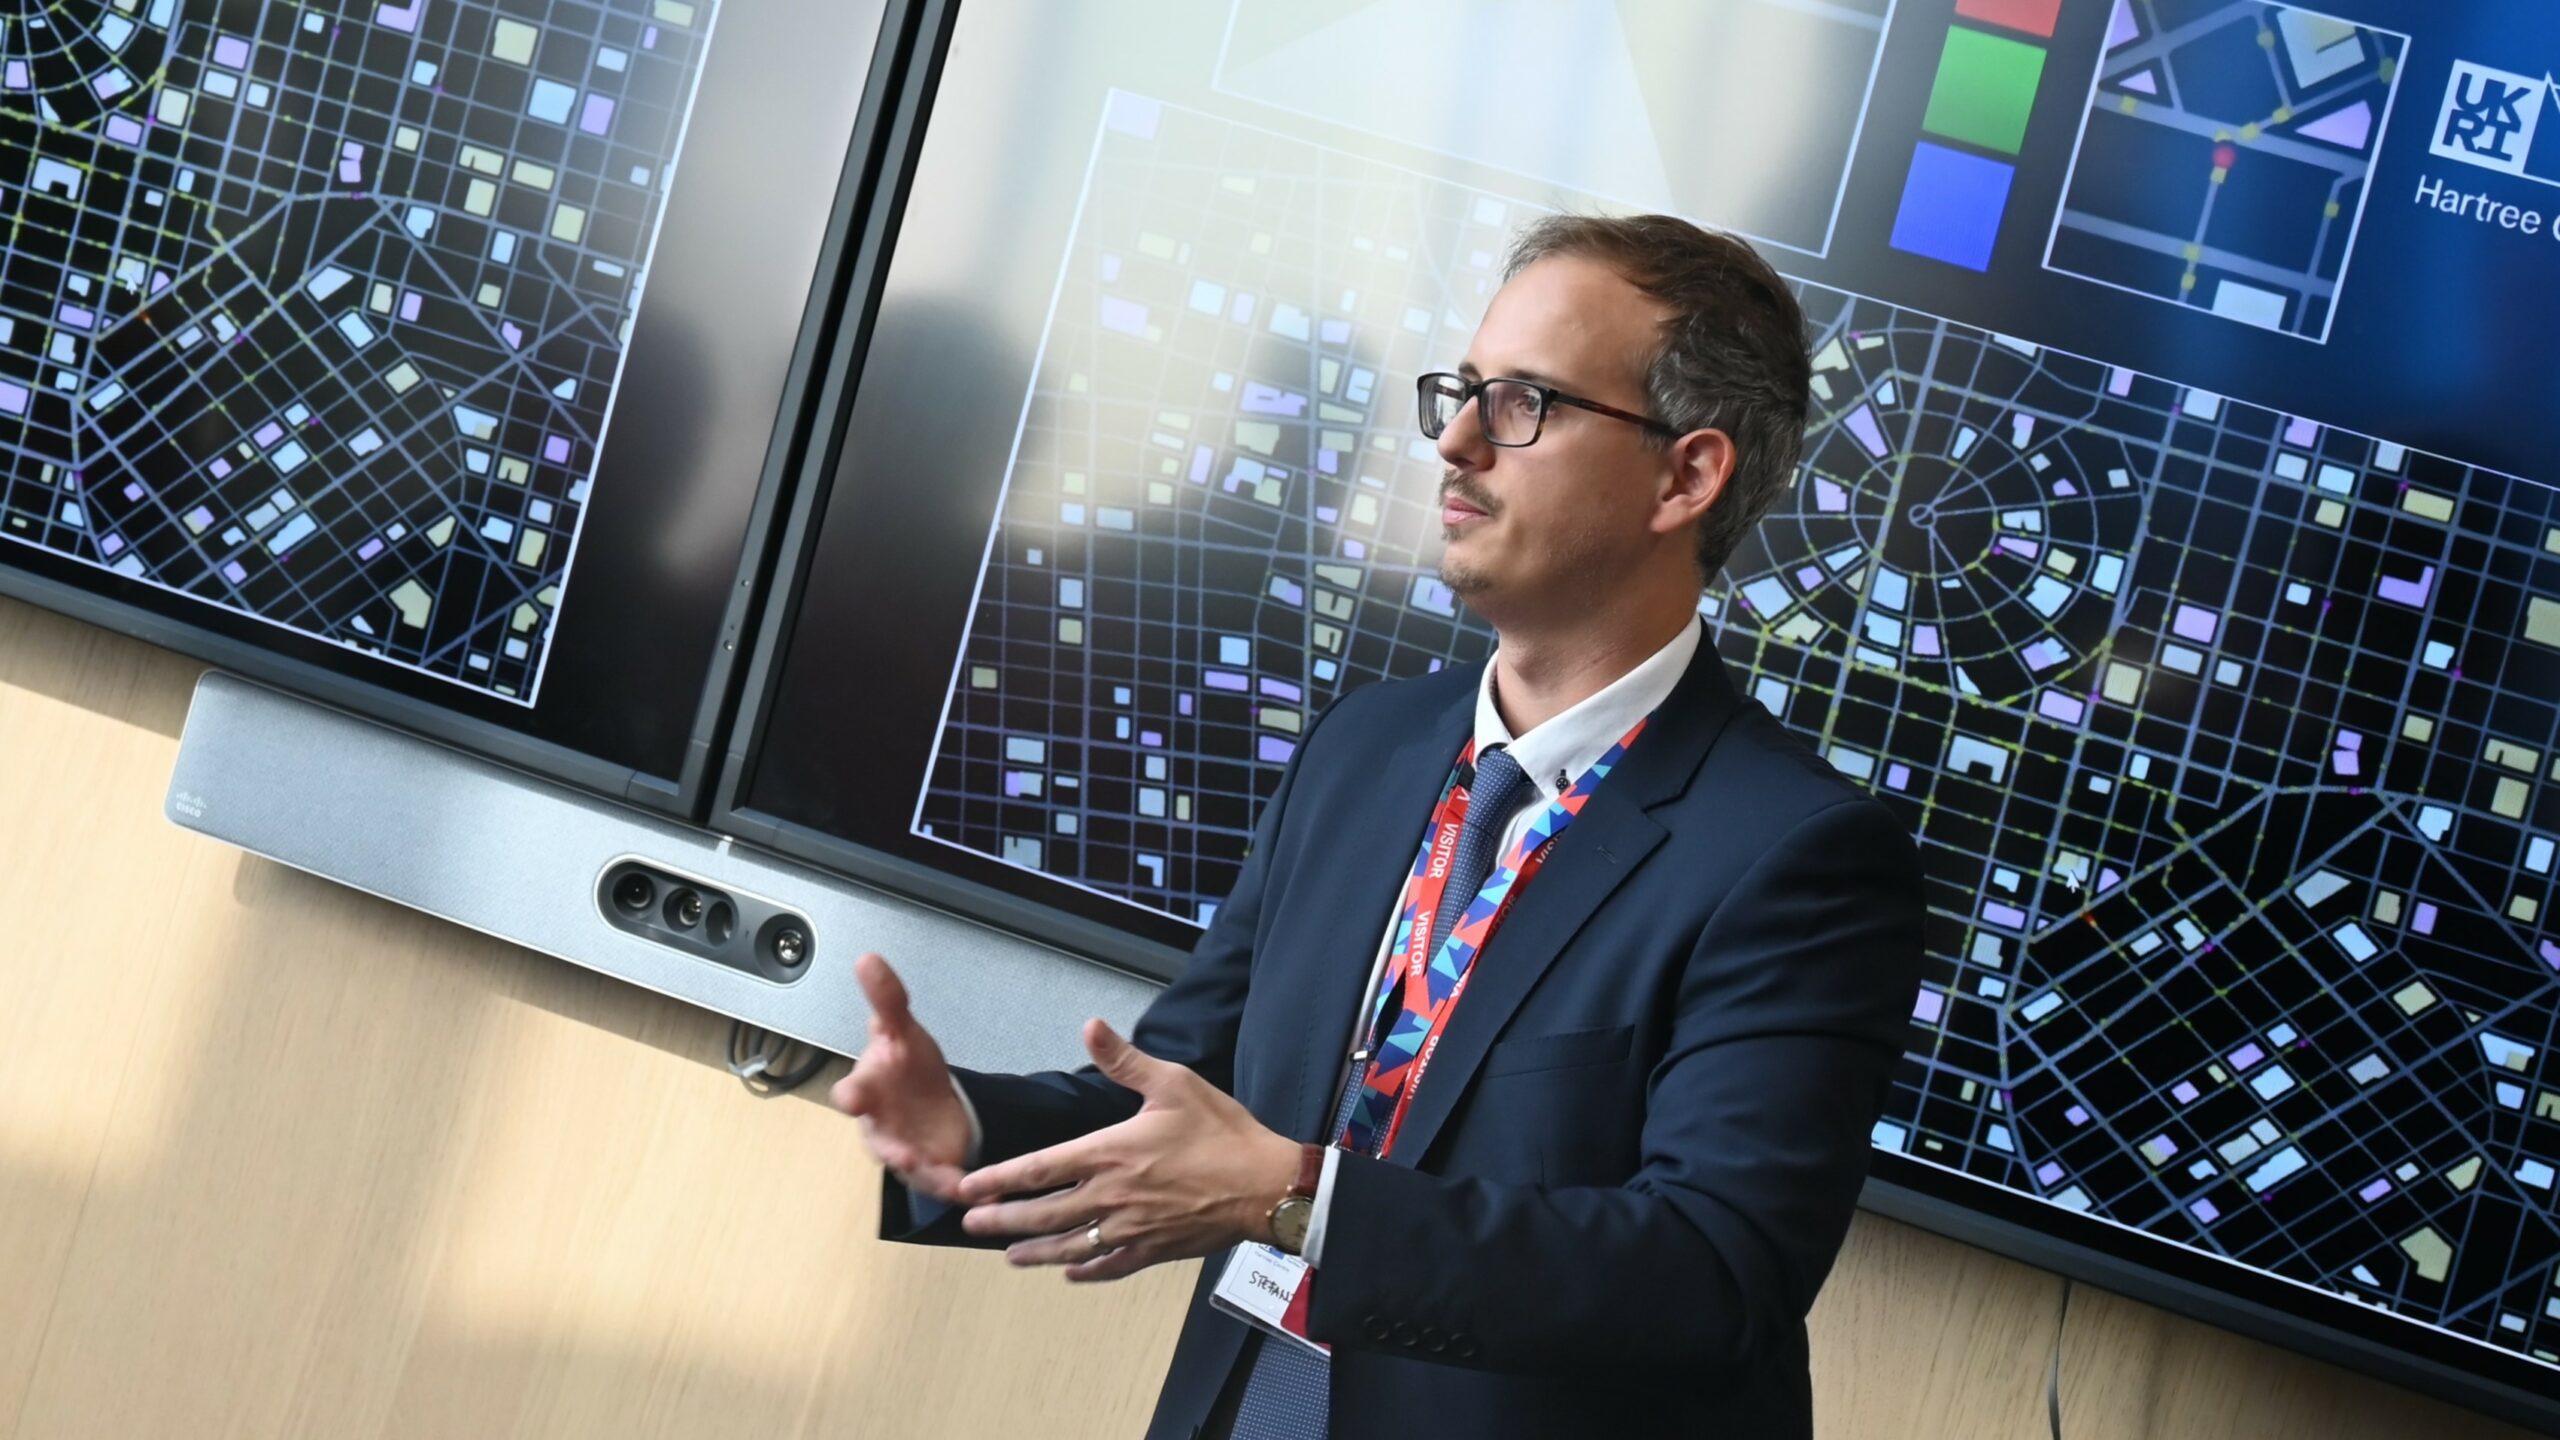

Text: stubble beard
xmin=1439 ymin=481 xmax=1647 ymax=627
xmin=1437 ymin=470 xmax=1498 ymax=596
xmin=1439 ymin=548 xmax=1490 ymax=596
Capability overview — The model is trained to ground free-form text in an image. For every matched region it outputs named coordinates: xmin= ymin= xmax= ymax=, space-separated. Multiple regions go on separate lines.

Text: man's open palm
xmin=832 ymin=952 xmax=972 ymax=1202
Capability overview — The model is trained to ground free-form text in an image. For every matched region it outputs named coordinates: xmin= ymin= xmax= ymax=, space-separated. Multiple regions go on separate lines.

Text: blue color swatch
xmin=1890 ymin=140 xmax=2016 ymax=271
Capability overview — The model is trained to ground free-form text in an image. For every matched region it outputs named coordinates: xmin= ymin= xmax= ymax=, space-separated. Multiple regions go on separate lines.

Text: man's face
xmin=1435 ymin=254 xmax=1674 ymax=614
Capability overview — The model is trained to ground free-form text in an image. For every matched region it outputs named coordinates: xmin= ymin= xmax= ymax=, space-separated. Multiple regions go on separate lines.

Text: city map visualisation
xmin=916 ymin=92 xmax=2560 ymax=1370
xmin=2045 ymin=1 xmax=2405 ymax=341
xmin=0 ymin=0 xmax=716 ymax=701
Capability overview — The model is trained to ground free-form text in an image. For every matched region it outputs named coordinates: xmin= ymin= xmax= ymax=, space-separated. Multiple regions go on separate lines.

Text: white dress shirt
xmin=948 ymin=615 xmax=1705 ymax=1272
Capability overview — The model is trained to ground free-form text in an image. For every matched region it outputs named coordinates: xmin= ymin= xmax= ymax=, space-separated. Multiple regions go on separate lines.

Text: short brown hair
xmin=1504 ymin=213 xmax=1811 ymax=578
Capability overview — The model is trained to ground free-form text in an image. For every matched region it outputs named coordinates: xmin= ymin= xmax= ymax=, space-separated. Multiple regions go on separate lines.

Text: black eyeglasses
xmin=1415 ymin=370 xmax=1681 ymax=447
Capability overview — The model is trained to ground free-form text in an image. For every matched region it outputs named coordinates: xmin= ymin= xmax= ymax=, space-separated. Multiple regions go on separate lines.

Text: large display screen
xmin=724 ymin=0 xmax=2560 ymax=1420
xmin=0 ymin=0 xmax=885 ymax=807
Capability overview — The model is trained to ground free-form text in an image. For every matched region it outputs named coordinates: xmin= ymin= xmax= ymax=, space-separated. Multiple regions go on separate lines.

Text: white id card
xmin=1209 ymin=1244 xmax=1330 ymax=1357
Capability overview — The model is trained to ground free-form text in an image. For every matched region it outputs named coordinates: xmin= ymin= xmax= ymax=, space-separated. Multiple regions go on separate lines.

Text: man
xmin=836 ymin=213 xmax=1926 ymax=1438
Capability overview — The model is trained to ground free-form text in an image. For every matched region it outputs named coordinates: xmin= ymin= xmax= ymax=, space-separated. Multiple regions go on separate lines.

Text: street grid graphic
xmin=0 ymin=0 xmax=716 ymax=701
xmin=919 ymin=93 xmax=2560 ymax=1371
xmin=2044 ymin=0 xmax=2406 ymax=341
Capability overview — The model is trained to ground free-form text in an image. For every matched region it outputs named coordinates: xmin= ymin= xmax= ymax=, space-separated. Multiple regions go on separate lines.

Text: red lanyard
xmin=1344 ymin=711 xmax=1648 ymax=1160
xmin=1370 ymin=747 xmax=1555 ymax=1156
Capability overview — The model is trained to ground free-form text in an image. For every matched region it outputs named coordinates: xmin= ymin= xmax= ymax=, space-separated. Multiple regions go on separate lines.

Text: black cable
xmin=727 ymin=1019 xmax=834 ymax=1094
xmin=2047 ymin=1277 xmax=2073 ymax=1440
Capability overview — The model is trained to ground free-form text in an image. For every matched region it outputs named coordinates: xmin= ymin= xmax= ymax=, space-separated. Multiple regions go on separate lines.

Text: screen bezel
xmin=708 ymin=0 xmax=1198 ymax=979
xmin=709 ymin=1 xmax=2560 ymax=1428
xmin=0 ymin=0 xmax=926 ymax=821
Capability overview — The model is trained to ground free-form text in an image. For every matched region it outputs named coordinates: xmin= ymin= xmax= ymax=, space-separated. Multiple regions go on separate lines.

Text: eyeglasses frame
xmin=1415 ymin=369 xmax=1685 ymax=447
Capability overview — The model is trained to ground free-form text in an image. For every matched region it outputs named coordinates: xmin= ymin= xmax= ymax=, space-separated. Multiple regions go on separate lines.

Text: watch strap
xmin=1291 ymin=1141 xmax=1325 ymax=1200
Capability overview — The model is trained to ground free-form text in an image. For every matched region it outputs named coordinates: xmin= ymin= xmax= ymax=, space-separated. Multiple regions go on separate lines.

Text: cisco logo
xmin=2430 ymin=60 xmax=2558 ymax=181
xmin=171 ymin=789 xmax=208 ymax=820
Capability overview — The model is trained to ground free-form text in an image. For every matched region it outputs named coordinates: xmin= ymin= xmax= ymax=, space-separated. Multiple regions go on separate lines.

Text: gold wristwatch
xmin=1265 ymin=1142 xmax=1326 ymax=1255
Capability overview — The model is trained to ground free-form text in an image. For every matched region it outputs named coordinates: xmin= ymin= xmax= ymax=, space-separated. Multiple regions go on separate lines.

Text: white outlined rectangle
xmin=2038 ymin=0 xmax=2410 ymax=345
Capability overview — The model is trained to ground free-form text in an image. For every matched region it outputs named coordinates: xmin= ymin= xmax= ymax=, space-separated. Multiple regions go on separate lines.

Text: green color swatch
xmin=1923 ymin=26 xmax=2047 ymax=156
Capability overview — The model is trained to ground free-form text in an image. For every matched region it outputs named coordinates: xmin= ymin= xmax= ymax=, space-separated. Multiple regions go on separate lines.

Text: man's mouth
xmin=1439 ymin=480 xmax=1493 ymax=528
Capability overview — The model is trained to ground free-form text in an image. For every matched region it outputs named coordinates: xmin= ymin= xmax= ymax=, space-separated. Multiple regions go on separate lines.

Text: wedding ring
xmin=1085 ymin=1222 xmax=1108 ymax=1252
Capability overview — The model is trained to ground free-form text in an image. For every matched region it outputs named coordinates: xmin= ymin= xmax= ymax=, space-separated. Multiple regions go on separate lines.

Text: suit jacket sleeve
xmin=877 ymin=699 xmax=1332 ymax=1248
xmin=1303 ymin=795 xmax=1927 ymax=1374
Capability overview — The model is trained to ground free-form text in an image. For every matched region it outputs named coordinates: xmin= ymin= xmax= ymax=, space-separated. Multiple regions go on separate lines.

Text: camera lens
xmin=666 ymin=888 xmax=704 ymax=929
xmin=754 ymin=914 xmax=814 ymax=975
xmin=705 ymin=901 xmax=735 ymax=944
xmin=612 ymin=872 xmax=655 ymax=914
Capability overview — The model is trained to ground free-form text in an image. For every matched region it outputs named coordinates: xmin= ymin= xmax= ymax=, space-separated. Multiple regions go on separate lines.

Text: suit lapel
xmin=1381 ymin=641 xmax=1751 ymax=1169
xmin=1270 ymin=671 xmax=1476 ymax=1145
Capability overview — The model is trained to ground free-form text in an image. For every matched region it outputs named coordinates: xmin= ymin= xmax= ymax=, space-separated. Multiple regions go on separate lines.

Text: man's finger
xmin=1084 ymin=1018 xmax=1166 ymax=1093
xmin=1004 ymin=1226 xmax=1110 ymax=1268
xmin=957 ymin=1132 xmax=1105 ymax=1203
xmin=900 ymin=1159 xmax=967 ymax=1203
xmin=836 ymin=1060 xmax=890 ymax=1117
xmin=868 ymin=1129 xmax=918 ymax=1173
xmin=854 ymin=952 xmax=914 ymax=1033
xmin=1064 ymin=1244 xmax=1156 ymax=1283
xmin=961 ymin=1184 xmax=1097 ymax=1240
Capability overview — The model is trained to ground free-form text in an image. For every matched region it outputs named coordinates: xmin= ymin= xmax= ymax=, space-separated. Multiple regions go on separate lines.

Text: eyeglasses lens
xmin=1417 ymin=375 xmax=1541 ymax=444
xmin=1479 ymin=380 xmax=1540 ymax=444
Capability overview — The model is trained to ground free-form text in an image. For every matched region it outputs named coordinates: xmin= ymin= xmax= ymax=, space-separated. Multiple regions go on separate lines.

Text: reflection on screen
xmin=904 ymin=69 xmax=2560 ymax=1373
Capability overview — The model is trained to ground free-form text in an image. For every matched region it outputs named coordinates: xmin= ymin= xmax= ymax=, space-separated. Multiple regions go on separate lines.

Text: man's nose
xmin=1434 ymin=391 xmax=1493 ymax=469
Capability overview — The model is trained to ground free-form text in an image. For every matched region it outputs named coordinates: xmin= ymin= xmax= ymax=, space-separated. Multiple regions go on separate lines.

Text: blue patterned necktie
xmin=1223 ymin=747 xmax=1531 ymax=1440
xmin=1422 ymin=746 xmax=1532 ymax=972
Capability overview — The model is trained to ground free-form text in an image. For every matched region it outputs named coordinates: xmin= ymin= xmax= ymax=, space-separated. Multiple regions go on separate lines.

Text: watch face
xmin=1271 ymin=1196 xmax=1313 ymax=1251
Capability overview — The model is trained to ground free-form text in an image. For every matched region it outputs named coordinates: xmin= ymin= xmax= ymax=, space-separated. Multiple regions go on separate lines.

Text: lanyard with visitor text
xmin=1337 ymin=711 xmax=1651 ymax=1161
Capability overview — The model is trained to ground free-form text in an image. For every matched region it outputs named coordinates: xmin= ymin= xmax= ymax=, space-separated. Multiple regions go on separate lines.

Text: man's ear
xmin=1652 ymin=427 xmax=1736 ymax=539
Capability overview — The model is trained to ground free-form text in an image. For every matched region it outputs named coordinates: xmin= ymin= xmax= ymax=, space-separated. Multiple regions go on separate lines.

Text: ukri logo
xmin=2430 ymin=60 xmax=2554 ymax=178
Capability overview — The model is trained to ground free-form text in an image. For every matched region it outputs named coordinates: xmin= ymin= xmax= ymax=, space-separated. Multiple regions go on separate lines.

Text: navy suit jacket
xmin=881 ymin=639 xmax=1927 ymax=1438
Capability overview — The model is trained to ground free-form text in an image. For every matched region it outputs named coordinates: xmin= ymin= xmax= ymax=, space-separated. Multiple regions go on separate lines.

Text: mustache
xmin=1438 ymin=471 xmax=1498 ymax=516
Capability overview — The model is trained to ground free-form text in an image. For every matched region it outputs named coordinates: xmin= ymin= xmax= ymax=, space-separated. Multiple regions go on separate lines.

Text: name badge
xmin=1209 ymin=1244 xmax=1329 ymax=1357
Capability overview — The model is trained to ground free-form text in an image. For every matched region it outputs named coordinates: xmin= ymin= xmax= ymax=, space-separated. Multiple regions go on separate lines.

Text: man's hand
xmin=954 ymin=1018 xmax=1302 ymax=1282
xmin=830 ymin=952 xmax=974 ymax=1203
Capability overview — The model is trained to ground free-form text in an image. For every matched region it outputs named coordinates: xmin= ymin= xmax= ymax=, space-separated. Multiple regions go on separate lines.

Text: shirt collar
xmin=1473 ymin=613 xmax=1703 ymax=807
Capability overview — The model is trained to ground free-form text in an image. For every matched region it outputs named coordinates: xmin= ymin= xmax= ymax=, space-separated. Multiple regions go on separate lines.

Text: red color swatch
xmin=1955 ymin=0 xmax=2063 ymax=38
